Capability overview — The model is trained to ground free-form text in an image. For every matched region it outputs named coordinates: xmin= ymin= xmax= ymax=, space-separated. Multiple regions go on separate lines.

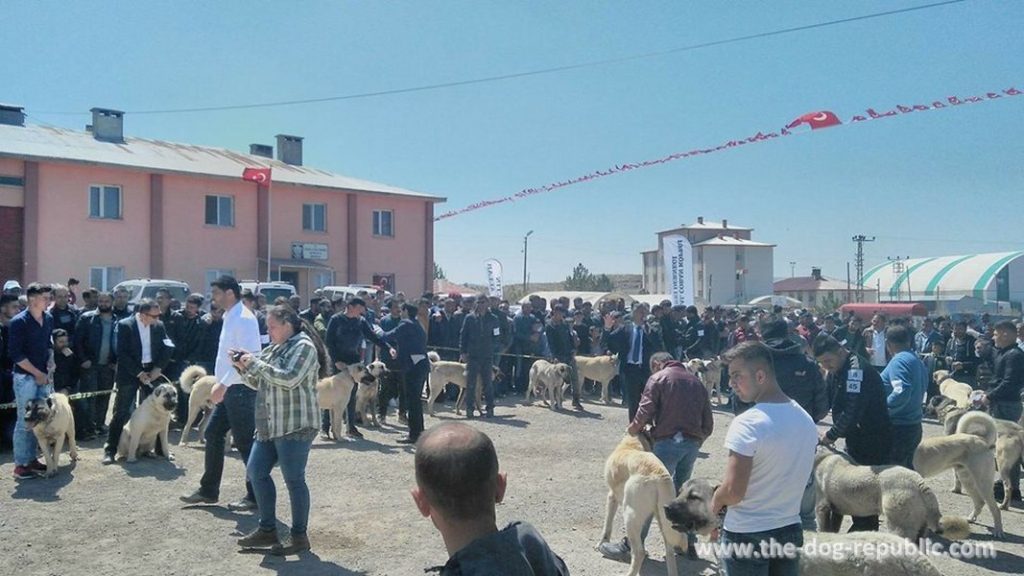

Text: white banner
xmin=484 ymin=259 xmax=504 ymax=299
xmin=662 ymin=234 xmax=693 ymax=307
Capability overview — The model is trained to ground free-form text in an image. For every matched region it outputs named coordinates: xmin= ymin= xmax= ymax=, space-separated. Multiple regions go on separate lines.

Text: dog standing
xmin=600 ymin=434 xmax=687 ymax=576
xmin=355 ymin=361 xmax=388 ymax=428
xmin=576 ymin=354 xmax=618 ymax=404
xmin=178 ymin=365 xmax=215 ymax=446
xmin=933 ymin=370 xmax=973 ymax=408
xmin=23 ymin=393 xmax=78 ymax=477
xmin=116 ymin=383 xmax=178 ymax=463
xmin=528 ymin=360 xmax=572 ymax=411
xmin=425 ymin=352 xmax=499 ymax=416
xmin=685 ymin=358 xmax=723 ymax=404
xmin=316 ymin=363 xmax=377 ymax=440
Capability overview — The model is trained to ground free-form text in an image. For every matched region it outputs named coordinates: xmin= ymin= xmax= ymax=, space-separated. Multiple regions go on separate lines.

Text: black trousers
xmin=378 ymin=369 xmax=406 ymax=418
xmin=622 ymin=364 xmax=649 ymax=422
xmin=104 ymin=373 xmax=155 ymax=456
xmin=199 ymin=385 xmax=256 ymax=501
xmin=403 ymin=361 xmax=429 ymax=439
xmin=847 ymin=432 xmax=892 ymax=532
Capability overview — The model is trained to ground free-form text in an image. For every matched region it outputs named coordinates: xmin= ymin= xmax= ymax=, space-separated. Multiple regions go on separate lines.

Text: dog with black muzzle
xmin=316 ymin=363 xmax=379 ymax=440
xmin=24 ymin=393 xmax=79 ymax=477
xmin=116 ymin=383 xmax=178 ymax=463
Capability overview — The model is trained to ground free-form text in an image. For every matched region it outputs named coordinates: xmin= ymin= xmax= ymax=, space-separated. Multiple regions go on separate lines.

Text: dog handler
xmin=9 ymin=282 xmax=54 ymax=480
xmin=232 ymin=305 xmax=325 ymax=555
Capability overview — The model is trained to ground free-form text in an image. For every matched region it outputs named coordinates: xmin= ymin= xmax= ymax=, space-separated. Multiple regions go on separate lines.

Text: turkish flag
xmin=786 ymin=111 xmax=842 ymax=130
xmin=242 ymin=167 xmax=272 ymax=186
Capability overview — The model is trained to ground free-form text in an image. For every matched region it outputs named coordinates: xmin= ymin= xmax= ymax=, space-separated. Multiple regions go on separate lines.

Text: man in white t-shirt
xmin=711 ymin=341 xmax=817 ymax=576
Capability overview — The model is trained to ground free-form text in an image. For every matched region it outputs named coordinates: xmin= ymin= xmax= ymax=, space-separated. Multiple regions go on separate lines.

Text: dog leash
xmin=0 ymin=374 xmax=177 ymax=410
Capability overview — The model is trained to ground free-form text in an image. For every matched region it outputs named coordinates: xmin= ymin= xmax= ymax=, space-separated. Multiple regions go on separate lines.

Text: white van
xmin=239 ymin=281 xmax=297 ymax=304
xmin=113 ymin=279 xmax=190 ymax=309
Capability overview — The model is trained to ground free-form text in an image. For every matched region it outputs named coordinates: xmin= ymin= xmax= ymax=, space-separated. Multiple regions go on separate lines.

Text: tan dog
xmin=914 ymin=432 xmax=1003 ymax=538
xmin=666 ymin=477 xmax=945 ymax=576
xmin=23 ymin=393 xmax=78 ymax=477
xmin=116 ymin=383 xmax=178 ymax=463
xmin=528 ymin=359 xmax=572 ymax=410
xmin=576 ymin=354 xmax=618 ymax=404
xmin=178 ymin=365 xmax=216 ymax=446
xmin=995 ymin=419 xmax=1024 ymax=510
xmin=355 ymin=361 xmax=388 ymax=428
xmin=316 ymin=363 xmax=378 ymax=440
xmin=933 ymin=370 xmax=973 ymax=408
xmin=685 ymin=357 xmax=723 ymax=404
xmin=425 ymin=352 xmax=499 ymax=416
xmin=599 ymin=434 xmax=687 ymax=576
xmin=815 ymin=448 xmax=970 ymax=541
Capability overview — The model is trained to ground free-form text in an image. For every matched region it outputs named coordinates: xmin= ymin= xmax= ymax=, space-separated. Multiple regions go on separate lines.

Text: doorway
xmin=279 ymin=271 xmax=299 ymax=288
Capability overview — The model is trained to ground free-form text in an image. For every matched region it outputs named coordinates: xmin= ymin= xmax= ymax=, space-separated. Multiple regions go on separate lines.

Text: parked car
xmin=113 ymin=279 xmax=190 ymax=311
xmin=239 ymin=280 xmax=297 ymax=304
xmin=319 ymin=285 xmax=392 ymax=304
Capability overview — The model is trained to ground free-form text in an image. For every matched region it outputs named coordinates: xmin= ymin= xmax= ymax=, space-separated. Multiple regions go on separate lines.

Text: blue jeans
xmin=641 ymin=434 xmax=701 ymax=543
xmin=200 ymin=385 xmax=256 ymax=501
xmin=14 ymin=373 xmax=53 ymax=465
xmin=248 ymin=435 xmax=314 ymax=535
xmin=721 ymin=523 xmax=802 ymax=576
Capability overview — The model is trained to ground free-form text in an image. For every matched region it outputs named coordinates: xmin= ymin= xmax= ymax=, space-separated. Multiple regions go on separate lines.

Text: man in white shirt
xmin=181 ymin=276 xmax=262 ymax=511
xmin=711 ymin=341 xmax=817 ymax=576
xmin=863 ymin=314 xmax=888 ymax=371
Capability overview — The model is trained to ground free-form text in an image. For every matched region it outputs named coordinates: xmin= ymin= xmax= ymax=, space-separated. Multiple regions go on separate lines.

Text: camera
xmin=231 ymin=350 xmax=246 ymax=362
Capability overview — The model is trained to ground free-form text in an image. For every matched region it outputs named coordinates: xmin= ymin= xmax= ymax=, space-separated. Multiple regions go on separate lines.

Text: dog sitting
xmin=599 ymin=434 xmax=688 ymax=576
xmin=814 ymin=447 xmax=969 ymax=541
xmin=425 ymin=352 xmax=500 ymax=417
xmin=665 ymin=477 xmax=945 ymax=576
xmin=575 ymin=354 xmax=618 ymax=404
xmin=527 ymin=360 xmax=572 ymax=411
xmin=23 ymin=393 xmax=79 ymax=477
xmin=315 ymin=362 xmax=379 ymax=440
xmin=116 ymin=383 xmax=178 ymax=463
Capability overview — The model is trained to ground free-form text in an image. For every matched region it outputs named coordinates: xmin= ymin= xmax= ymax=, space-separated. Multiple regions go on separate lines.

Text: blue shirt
xmin=880 ymin=350 xmax=928 ymax=426
xmin=8 ymin=309 xmax=53 ymax=374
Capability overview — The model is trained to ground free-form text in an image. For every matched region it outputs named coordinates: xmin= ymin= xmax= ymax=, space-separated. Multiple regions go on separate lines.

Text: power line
xmin=33 ymin=0 xmax=967 ymax=116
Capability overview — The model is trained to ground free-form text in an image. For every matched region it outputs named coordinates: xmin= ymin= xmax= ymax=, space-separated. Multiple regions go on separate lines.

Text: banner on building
xmin=484 ymin=259 xmax=503 ymax=299
xmin=662 ymin=235 xmax=693 ymax=307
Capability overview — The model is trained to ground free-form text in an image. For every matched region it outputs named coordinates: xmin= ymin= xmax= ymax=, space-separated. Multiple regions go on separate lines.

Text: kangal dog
xmin=576 ymin=354 xmax=618 ymax=404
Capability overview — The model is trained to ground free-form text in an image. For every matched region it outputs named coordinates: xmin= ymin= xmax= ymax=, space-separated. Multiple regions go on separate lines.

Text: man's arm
xmin=460 ymin=316 xmax=475 ymax=355
xmin=360 ymin=317 xmax=390 ymax=349
xmin=324 ymin=314 xmax=341 ymax=363
xmin=628 ymin=376 xmax=660 ymax=433
xmin=988 ymin=351 xmax=1024 ymax=401
xmin=809 ymin=362 xmax=829 ymax=423
xmin=711 ymin=451 xmax=753 ymax=512
xmin=883 ymin=359 xmax=913 ymax=410
xmin=701 ymin=387 xmax=714 ymax=439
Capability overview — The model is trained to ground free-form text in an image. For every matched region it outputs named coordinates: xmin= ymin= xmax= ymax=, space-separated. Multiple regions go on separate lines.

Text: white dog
xmin=528 ymin=360 xmax=572 ymax=410
xmin=576 ymin=354 xmax=618 ymax=404
xmin=685 ymin=357 xmax=723 ymax=404
xmin=315 ymin=363 xmax=379 ymax=440
xmin=933 ymin=370 xmax=973 ymax=408
xmin=425 ymin=352 xmax=499 ymax=416
xmin=116 ymin=383 xmax=178 ymax=463
xmin=178 ymin=365 xmax=215 ymax=446
xmin=354 ymin=361 xmax=388 ymax=428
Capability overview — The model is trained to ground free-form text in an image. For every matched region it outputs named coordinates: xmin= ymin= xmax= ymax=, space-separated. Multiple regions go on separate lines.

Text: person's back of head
xmin=885 ymin=325 xmax=912 ymax=352
xmin=414 ymin=423 xmax=502 ymax=524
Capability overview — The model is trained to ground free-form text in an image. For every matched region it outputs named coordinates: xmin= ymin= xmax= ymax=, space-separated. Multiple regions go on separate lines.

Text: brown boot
xmin=236 ymin=527 xmax=279 ymax=548
xmin=271 ymin=533 xmax=310 ymax=556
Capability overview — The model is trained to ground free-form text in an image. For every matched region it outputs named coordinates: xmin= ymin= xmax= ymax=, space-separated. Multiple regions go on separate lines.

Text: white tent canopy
xmin=748 ymin=294 xmax=803 ymax=309
xmin=518 ymin=291 xmax=635 ymax=307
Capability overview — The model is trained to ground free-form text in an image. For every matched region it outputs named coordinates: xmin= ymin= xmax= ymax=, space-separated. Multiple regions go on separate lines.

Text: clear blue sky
xmin=3 ymin=1 xmax=1022 ymax=286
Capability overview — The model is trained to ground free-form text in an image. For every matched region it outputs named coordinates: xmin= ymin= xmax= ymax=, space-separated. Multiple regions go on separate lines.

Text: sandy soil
xmin=2 ymin=393 xmax=1022 ymax=576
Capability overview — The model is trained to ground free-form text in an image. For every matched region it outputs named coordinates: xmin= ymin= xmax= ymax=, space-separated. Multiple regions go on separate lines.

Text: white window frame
xmin=205 ymin=269 xmax=236 ymax=288
xmin=89 ymin=266 xmax=124 ymax=291
xmin=88 ymin=184 xmax=122 ymax=220
xmin=372 ymin=209 xmax=394 ymax=238
xmin=205 ymin=195 xmax=235 ymax=227
xmin=302 ymin=203 xmax=327 ymax=232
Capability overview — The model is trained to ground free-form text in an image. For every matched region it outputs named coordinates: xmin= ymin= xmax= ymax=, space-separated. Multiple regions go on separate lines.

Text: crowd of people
xmin=3 ymin=274 xmax=1024 ymax=573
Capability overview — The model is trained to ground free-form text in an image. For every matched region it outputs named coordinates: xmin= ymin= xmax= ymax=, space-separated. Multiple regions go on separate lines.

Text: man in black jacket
xmin=947 ymin=320 xmax=977 ymax=386
xmin=103 ymin=299 xmax=173 ymax=464
xmin=383 ymin=303 xmax=428 ymax=444
xmin=74 ymin=291 xmax=118 ymax=439
xmin=545 ymin=306 xmax=581 ymax=410
xmin=460 ymin=297 xmax=501 ymax=418
xmin=813 ymin=333 xmax=893 ymax=531
xmin=171 ymin=294 xmax=207 ymax=425
xmin=986 ymin=321 xmax=1024 ymax=501
xmin=604 ymin=308 xmax=656 ymax=421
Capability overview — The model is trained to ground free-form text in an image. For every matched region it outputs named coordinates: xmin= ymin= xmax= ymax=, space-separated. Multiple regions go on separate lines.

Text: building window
xmin=205 ymin=269 xmax=235 ymax=287
xmin=205 ymin=195 xmax=234 ymax=227
xmin=0 ymin=175 xmax=24 ymax=187
xmin=89 ymin=185 xmax=122 ymax=219
xmin=313 ymin=270 xmax=333 ymax=289
xmin=372 ymin=210 xmax=393 ymax=237
xmin=90 ymin=266 xmax=124 ymax=291
xmin=302 ymin=203 xmax=326 ymax=232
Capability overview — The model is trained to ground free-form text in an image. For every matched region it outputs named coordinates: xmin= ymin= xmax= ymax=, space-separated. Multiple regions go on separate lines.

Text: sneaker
xmin=179 ymin=490 xmax=218 ymax=505
xmin=271 ymin=533 xmax=310 ymax=556
xmin=598 ymin=537 xmax=631 ymax=563
xmin=237 ymin=527 xmax=279 ymax=548
xmin=346 ymin=428 xmax=364 ymax=439
xmin=396 ymin=436 xmax=418 ymax=445
xmin=101 ymin=453 xmax=115 ymax=465
xmin=13 ymin=465 xmax=38 ymax=480
xmin=227 ymin=498 xmax=258 ymax=512
xmin=29 ymin=460 xmax=47 ymax=472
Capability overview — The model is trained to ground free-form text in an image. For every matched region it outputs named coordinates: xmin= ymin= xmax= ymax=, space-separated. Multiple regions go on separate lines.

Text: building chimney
xmin=697 ymin=216 xmax=704 ymax=225
xmin=722 ymin=219 xmax=728 ymax=228
xmin=90 ymin=108 xmax=124 ymax=143
xmin=811 ymin=267 xmax=822 ymax=281
xmin=276 ymin=134 xmax=303 ymax=166
xmin=250 ymin=144 xmax=273 ymax=158
xmin=0 ymin=103 xmax=25 ymax=127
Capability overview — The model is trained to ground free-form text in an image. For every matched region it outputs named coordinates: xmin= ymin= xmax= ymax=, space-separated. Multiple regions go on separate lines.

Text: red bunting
xmin=435 ymin=85 xmax=1021 ymax=221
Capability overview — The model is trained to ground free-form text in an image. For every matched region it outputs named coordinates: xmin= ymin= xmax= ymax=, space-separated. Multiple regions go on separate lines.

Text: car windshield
xmin=260 ymin=288 xmax=294 ymax=303
xmin=140 ymin=285 xmax=189 ymax=302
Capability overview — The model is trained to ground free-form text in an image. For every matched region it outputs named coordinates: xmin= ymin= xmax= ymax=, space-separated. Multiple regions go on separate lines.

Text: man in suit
xmin=103 ymin=298 xmax=172 ymax=464
xmin=605 ymin=307 xmax=656 ymax=421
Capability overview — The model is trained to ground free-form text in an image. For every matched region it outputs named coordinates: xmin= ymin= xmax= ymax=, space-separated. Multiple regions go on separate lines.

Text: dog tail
xmin=937 ymin=516 xmax=971 ymax=541
xmin=956 ymin=411 xmax=998 ymax=447
xmin=179 ymin=365 xmax=207 ymax=394
xmin=428 ymin=351 xmax=441 ymax=364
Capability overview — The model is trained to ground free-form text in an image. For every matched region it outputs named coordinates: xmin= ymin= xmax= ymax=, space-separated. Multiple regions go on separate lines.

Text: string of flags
xmin=434 ymin=85 xmax=1021 ymax=221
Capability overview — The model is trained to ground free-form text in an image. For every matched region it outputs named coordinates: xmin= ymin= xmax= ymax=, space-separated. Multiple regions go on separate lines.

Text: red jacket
xmin=633 ymin=361 xmax=714 ymax=442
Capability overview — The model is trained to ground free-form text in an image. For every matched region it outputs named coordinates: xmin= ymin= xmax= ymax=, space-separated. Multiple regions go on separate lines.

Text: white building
xmin=641 ymin=217 xmax=775 ymax=306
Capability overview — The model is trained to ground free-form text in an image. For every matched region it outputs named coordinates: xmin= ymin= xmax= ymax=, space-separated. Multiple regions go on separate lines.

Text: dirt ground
xmin=2 ymin=393 xmax=1023 ymax=576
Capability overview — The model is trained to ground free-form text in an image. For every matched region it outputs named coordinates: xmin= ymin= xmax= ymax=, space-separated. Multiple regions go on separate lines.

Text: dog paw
xmin=70 ymin=452 xmax=79 ymax=461
xmin=167 ymin=453 xmax=176 ymax=461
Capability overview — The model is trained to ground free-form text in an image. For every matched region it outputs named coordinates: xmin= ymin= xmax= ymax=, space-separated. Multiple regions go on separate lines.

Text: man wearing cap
xmin=2 ymin=280 xmax=22 ymax=297
xmin=459 ymin=296 xmax=501 ymax=418
xmin=323 ymin=296 xmax=394 ymax=437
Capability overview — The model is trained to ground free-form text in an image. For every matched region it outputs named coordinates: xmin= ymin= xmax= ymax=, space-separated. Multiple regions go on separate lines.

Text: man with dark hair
xmin=74 ymin=291 xmax=118 ymax=440
xmin=460 ymin=297 xmax=501 ymax=418
xmin=378 ymin=299 xmax=407 ymax=424
xmin=180 ymin=276 xmax=262 ymax=509
xmin=0 ymin=293 xmax=21 ymax=449
xmin=49 ymin=283 xmax=80 ymax=341
xmin=9 ymin=283 xmax=54 ymax=479
xmin=813 ymin=333 xmax=892 ymax=531
xmin=863 ymin=313 xmax=889 ymax=372
xmin=605 ymin=307 xmax=656 ymax=421
xmin=412 ymin=422 xmax=569 ymax=575
xmin=324 ymin=296 xmax=394 ymax=437
xmin=173 ymin=293 xmax=208 ymax=425
xmin=382 ymin=303 xmax=427 ymax=444
xmin=241 ymin=290 xmax=270 ymax=349
xmin=67 ymin=278 xmax=80 ymax=306
xmin=111 ymin=288 xmax=131 ymax=320
xmin=712 ymin=341 xmax=816 ymax=576
xmin=102 ymin=298 xmax=173 ymax=464
xmin=881 ymin=325 xmax=928 ymax=469
xmin=50 ymin=328 xmax=78 ymax=395
xmin=985 ymin=320 xmax=1024 ymax=502
xmin=947 ymin=320 xmax=977 ymax=386
xmin=545 ymin=306 xmax=581 ymax=410
xmin=80 ymin=288 xmax=99 ymax=313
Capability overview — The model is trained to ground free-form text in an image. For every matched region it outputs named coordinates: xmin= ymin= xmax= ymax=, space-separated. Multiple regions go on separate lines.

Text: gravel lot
xmin=2 ymin=393 xmax=1023 ymax=576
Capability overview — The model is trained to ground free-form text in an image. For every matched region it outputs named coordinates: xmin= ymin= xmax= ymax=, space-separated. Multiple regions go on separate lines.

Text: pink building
xmin=0 ymin=105 xmax=444 ymax=300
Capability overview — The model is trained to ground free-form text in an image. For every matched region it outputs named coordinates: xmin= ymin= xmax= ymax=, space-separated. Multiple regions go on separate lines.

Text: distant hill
xmin=458 ymin=274 xmax=644 ymax=295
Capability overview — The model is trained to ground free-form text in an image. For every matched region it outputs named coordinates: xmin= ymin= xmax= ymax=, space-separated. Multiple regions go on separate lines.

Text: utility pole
xmin=887 ymin=255 xmax=909 ymax=302
xmin=522 ymin=230 xmax=533 ymax=293
xmin=789 ymin=261 xmax=796 ymax=278
xmin=851 ymin=234 xmax=875 ymax=302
